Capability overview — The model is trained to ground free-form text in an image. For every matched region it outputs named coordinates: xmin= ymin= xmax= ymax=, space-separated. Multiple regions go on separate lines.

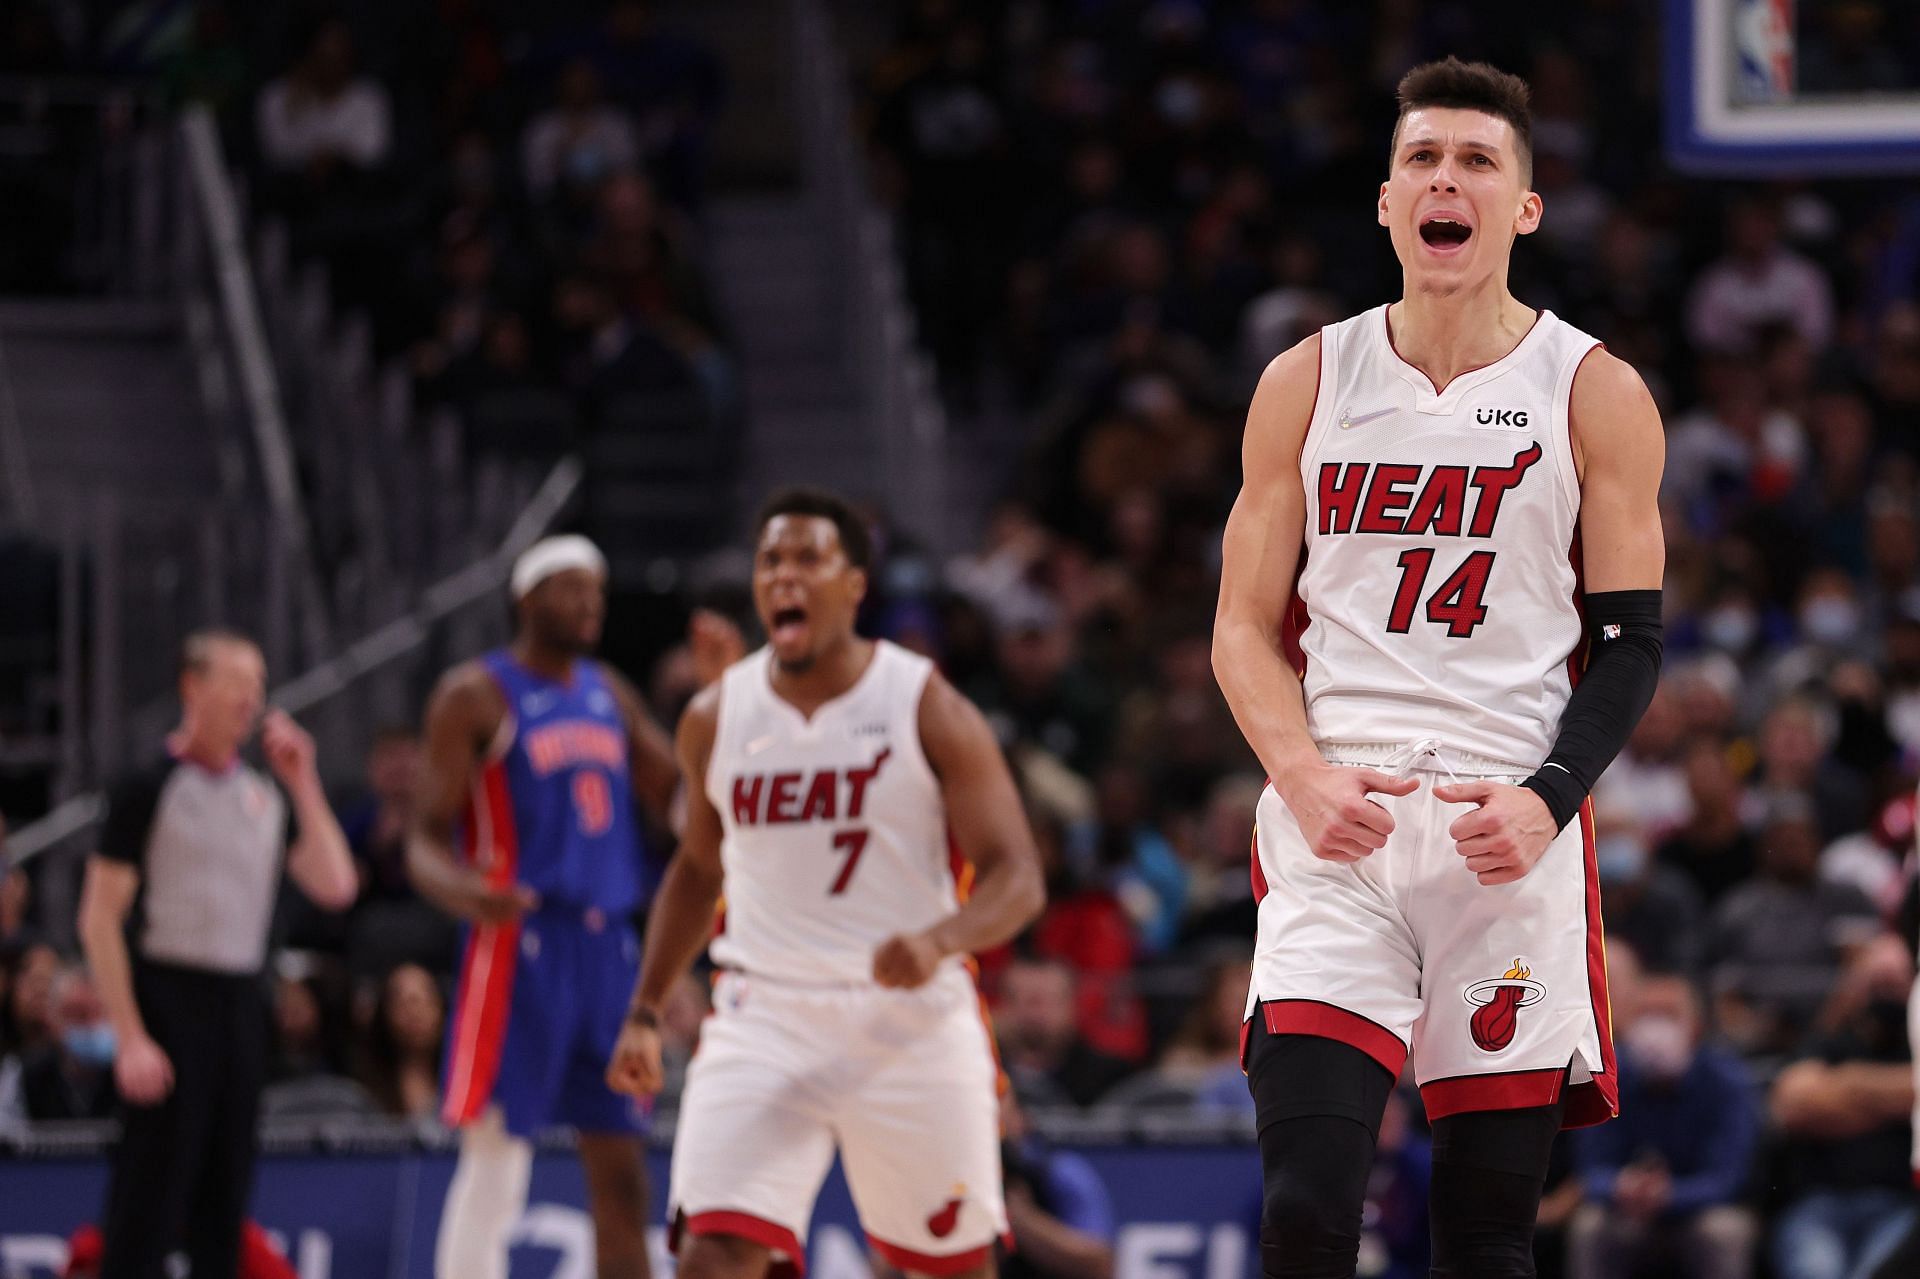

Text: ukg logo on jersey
xmin=1474 ymin=407 xmax=1529 ymax=428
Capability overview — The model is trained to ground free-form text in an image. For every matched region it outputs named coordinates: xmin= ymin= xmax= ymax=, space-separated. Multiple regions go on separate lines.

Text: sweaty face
xmin=1379 ymin=107 xmax=1539 ymax=293
xmin=523 ymin=566 xmax=606 ymax=655
xmin=753 ymin=515 xmax=866 ymax=672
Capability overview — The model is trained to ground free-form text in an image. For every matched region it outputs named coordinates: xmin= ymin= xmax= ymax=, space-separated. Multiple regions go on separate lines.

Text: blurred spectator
xmin=1177 ymin=774 xmax=1266 ymax=947
xmin=7 ymin=941 xmax=57 ymax=1057
xmin=1141 ymin=957 xmax=1251 ymax=1114
xmin=339 ymin=726 xmax=423 ymax=906
xmin=971 ymin=596 xmax=1115 ymax=778
xmin=1662 ymin=354 xmax=1806 ymax=523
xmin=19 ymin=965 xmax=117 ymax=1121
xmin=1749 ymin=698 xmax=1871 ymax=844
xmin=1000 ymin=1090 xmax=1117 ymax=1279
xmin=357 ymin=963 xmax=444 ymax=1120
xmin=1026 ymin=805 xmax=1144 ymax=1061
xmin=1569 ymin=973 xmax=1760 ymax=1279
xmin=1767 ymin=934 xmax=1917 ymax=1279
xmin=1079 ymin=766 xmax=1186 ymax=952
xmin=1709 ymin=791 xmax=1880 ymax=1055
xmin=997 ymin=957 xmax=1132 ymax=1108
xmin=255 ymin=18 xmax=392 ymax=184
xmin=269 ymin=965 xmax=346 ymax=1085
xmin=1595 ymin=818 xmax=1706 ymax=977
xmin=1687 ymin=199 xmax=1835 ymax=355
xmin=521 ymin=58 xmax=637 ymax=201
xmin=1657 ymin=741 xmax=1758 ymax=905
xmin=0 ymin=860 xmax=30 ymax=949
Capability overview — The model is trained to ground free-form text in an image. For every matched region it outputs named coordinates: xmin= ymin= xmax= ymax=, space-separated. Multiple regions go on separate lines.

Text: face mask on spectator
xmin=1799 ymin=598 xmax=1858 ymax=646
xmin=1703 ymin=605 xmax=1756 ymax=652
xmin=63 ymin=1022 xmax=117 ymax=1067
xmin=1595 ymin=835 xmax=1648 ymax=885
xmin=1623 ymin=1013 xmax=1691 ymax=1081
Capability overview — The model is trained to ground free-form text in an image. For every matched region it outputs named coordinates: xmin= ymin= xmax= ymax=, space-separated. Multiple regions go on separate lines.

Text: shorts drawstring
xmin=1376 ymin=736 xmax=1464 ymax=786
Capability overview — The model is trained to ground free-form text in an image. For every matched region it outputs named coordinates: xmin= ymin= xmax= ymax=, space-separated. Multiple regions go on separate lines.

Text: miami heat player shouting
xmin=1213 ymin=60 xmax=1665 ymax=1278
xmin=608 ymin=489 xmax=1044 ymax=1279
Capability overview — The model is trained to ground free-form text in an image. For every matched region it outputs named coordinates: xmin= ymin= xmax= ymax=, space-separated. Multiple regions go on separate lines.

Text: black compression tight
xmin=1246 ymin=1016 xmax=1565 ymax=1279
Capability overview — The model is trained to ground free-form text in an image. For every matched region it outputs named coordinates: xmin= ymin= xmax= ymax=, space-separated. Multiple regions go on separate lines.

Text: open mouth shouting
xmin=1418 ymin=211 xmax=1474 ymax=254
xmin=770 ymin=604 xmax=809 ymax=648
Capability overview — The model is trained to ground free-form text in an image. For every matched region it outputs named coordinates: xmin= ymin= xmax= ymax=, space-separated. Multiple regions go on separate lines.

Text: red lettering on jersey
xmin=1466 ymin=444 xmax=1543 ymax=537
xmin=1355 ymin=463 xmax=1422 ymax=534
xmin=1405 ymin=465 xmax=1469 ymax=536
xmin=1318 ymin=462 xmax=1368 ymax=535
xmin=799 ymin=770 xmax=838 ymax=822
xmin=765 ymin=772 xmax=804 ymax=823
xmin=731 ymin=775 xmax=764 ymax=825
xmin=844 ymin=747 xmax=893 ymax=820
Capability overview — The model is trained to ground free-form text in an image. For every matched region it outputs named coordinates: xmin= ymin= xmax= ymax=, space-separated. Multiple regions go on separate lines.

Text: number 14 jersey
xmin=1291 ymin=305 xmax=1602 ymax=769
xmin=705 ymin=641 xmax=959 ymax=985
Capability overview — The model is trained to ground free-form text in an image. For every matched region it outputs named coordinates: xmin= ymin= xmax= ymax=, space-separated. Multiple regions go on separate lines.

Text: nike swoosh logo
xmin=1340 ymin=407 xmax=1396 ymax=429
xmin=746 ymin=734 xmax=777 ymax=755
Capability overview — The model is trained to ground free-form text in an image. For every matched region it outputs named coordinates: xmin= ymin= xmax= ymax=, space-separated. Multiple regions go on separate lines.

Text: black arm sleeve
xmin=96 ymin=763 xmax=171 ymax=867
xmin=1519 ymin=590 xmax=1664 ymax=830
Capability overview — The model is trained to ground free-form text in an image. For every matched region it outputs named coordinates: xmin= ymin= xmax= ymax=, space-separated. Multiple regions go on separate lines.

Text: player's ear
xmin=1377 ymin=182 xmax=1391 ymax=228
xmin=1514 ymin=188 xmax=1543 ymax=238
xmin=848 ymin=565 xmax=869 ymax=606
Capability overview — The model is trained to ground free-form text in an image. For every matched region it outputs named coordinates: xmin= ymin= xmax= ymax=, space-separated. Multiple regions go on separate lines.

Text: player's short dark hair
xmin=755 ymin=488 xmax=872 ymax=570
xmin=1391 ymin=57 xmax=1533 ymax=182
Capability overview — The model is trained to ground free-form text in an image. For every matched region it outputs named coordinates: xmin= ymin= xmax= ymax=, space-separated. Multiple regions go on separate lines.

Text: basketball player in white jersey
xmin=607 ymin=488 xmax=1045 ymax=1279
xmin=1213 ymin=59 xmax=1666 ymax=1278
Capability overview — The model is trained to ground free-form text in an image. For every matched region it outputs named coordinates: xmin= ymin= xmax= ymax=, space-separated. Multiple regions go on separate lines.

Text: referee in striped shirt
xmin=77 ymin=629 xmax=356 ymax=1278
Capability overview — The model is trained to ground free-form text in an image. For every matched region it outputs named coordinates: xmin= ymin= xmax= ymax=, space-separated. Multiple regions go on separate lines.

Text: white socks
xmin=436 ymin=1109 xmax=534 ymax=1279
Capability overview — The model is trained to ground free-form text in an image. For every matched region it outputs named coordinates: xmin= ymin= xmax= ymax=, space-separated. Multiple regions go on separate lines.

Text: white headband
xmin=511 ymin=535 xmax=607 ymax=599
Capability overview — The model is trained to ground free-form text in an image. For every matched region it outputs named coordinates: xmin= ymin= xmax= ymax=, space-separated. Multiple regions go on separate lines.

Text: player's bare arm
xmin=603 ymin=666 xmax=680 ymax=828
xmin=608 ymin=683 xmax=726 ymax=1098
xmin=1213 ymin=335 xmax=1418 ymax=863
xmin=407 ymin=663 xmax=540 ymax=922
xmin=870 ymin=674 xmax=1047 ymax=990
xmin=1435 ymin=348 xmax=1666 ymax=883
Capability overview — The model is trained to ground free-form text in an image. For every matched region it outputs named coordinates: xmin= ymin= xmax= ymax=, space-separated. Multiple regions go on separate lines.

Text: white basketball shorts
xmin=668 ymin=964 xmax=1006 ymax=1276
xmin=1246 ymin=739 xmax=1618 ymax=1128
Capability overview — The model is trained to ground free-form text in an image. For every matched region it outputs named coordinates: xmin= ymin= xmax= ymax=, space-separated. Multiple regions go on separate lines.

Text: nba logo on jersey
xmin=1733 ymin=0 xmax=1795 ymax=104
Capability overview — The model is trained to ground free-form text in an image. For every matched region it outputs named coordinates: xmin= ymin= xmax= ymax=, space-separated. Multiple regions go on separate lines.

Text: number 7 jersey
xmin=705 ymin=641 xmax=959 ymax=985
xmin=1290 ymin=305 xmax=1601 ymax=768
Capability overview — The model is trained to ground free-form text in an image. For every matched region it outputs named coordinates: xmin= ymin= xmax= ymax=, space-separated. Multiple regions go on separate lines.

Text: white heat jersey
xmin=1292 ymin=305 xmax=1601 ymax=768
xmin=705 ymin=640 xmax=957 ymax=985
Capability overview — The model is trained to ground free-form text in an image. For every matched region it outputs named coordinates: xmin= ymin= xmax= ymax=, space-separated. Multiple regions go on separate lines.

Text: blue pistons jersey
xmin=442 ymin=649 xmax=656 ymax=1135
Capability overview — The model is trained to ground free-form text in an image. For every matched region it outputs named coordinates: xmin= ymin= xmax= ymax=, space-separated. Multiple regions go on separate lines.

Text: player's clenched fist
xmin=1434 ymin=780 xmax=1557 ymax=885
xmin=872 ymin=932 xmax=945 ymax=989
xmin=1277 ymin=762 xmax=1420 ymax=862
xmin=605 ymin=1016 xmax=665 ymax=1098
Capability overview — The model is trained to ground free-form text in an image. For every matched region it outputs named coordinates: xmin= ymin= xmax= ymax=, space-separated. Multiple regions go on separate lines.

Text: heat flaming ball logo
xmin=1463 ymin=958 xmax=1547 ymax=1053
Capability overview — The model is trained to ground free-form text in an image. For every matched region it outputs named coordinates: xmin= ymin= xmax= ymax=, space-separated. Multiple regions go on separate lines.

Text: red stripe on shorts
xmin=1566 ymin=797 xmax=1619 ymax=1129
xmin=441 ymin=761 xmax=521 ymax=1127
xmin=684 ymin=1211 xmax=808 ymax=1276
xmin=1261 ymin=999 xmax=1408 ymax=1078
xmin=1421 ymin=1067 xmax=1567 ymax=1121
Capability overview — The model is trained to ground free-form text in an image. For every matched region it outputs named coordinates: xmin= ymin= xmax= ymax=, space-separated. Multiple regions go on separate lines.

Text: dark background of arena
xmin=2 ymin=2 xmax=1920 ymax=1278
